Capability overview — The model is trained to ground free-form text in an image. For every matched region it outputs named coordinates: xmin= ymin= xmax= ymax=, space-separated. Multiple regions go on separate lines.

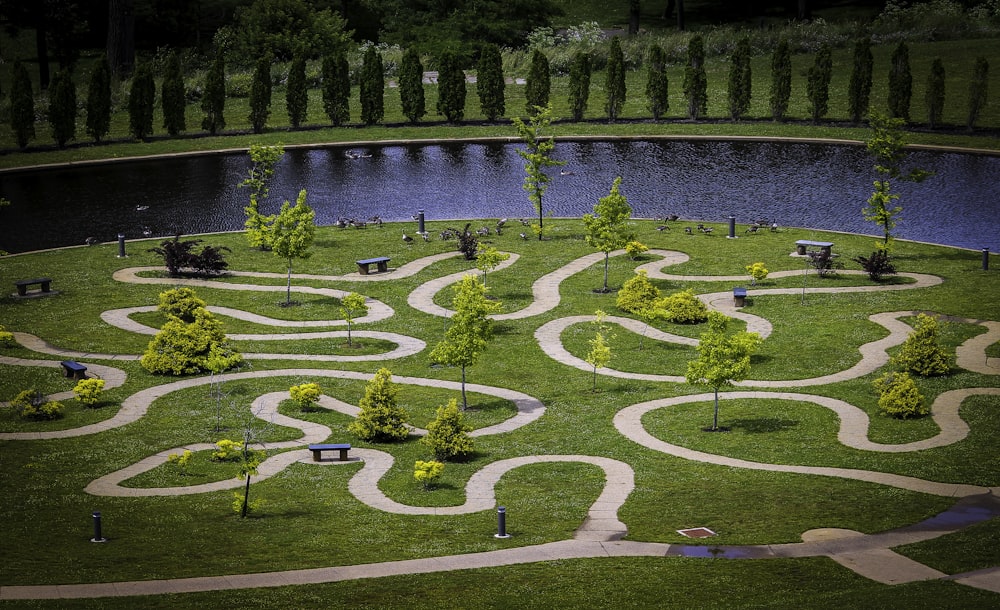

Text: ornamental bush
xmin=414 ymin=460 xmax=444 ymax=490
xmin=12 ymin=390 xmax=63 ymax=420
xmin=212 ymin=439 xmax=244 ymax=461
xmin=73 ymin=378 xmax=106 ymax=407
xmin=893 ymin=313 xmax=951 ymax=376
xmin=0 ymin=324 xmax=15 ymax=347
xmin=421 ymin=398 xmax=474 ymax=461
xmin=873 ymin=371 xmax=927 ymax=418
xmin=157 ymin=287 xmax=207 ymax=322
xmin=616 ymin=269 xmax=660 ymax=314
xmin=289 ymin=382 xmax=321 ymax=411
xmin=349 ymin=368 xmax=409 ymax=442
xmin=141 ymin=307 xmax=243 ymax=375
xmin=625 ymin=240 xmax=648 ymax=260
xmin=661 ymin=288 xmax=708 ymax=324
xmin=746 ymin=262 xmax=769 ymax=286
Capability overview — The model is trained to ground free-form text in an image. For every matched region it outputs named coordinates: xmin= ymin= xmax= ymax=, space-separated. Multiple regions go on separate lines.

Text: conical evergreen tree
xmin=476 ymin=44 xmax=505 ymax=121
xmin=399 ymin=47 xmax=426 ymax=123
xmin=128 ymin=62 xmax=156 ymax=140
xmin=525 ymin=49 xmax=550 ymax=114
xmin=568 ymin=51 xmax=591 ymax=121
xmin=162 ymin=51 xmax=187 ymax=136
xmin=887 ymin=41 xmax=912 ymax=121
xmin=359 ymin=46 xmax=385 ymax=125
xmin=286 ymin=53 xmax=308 ymax=128
xmin=769 ymin=39 xmax=791 ymax=121
xmin=605 ymin=36 xmax=626 ymax=121
xmin=437 ymin=50 xmax=466 ymax=122
xmin=48 ymin=66 xmax=77 ymax=148
xmin=86 ymin=56 xmax=112 ymax=142
xmin=646 ymin=45 xmax=669 ymax=121
xmin=248 ymin=53 xmax=273 ymax=134
xmin=11 ymin=60 xmax=36 ymax=149
xmin=847 ymin=38 xmax=873 ymax=123
xmin=683 ymin=35 xmax=707 ymax=119
xmin=727 ymin=37 xmax=752 ymax=121
xmin=322 ymin=49 xmax=351 ymax=126
xmin=201 ymin=51 xmax=226 ymax=135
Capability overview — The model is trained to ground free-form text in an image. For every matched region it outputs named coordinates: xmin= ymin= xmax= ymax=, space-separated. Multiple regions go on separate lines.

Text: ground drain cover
xmin=677 ymin=527 xmax=716 ymax=538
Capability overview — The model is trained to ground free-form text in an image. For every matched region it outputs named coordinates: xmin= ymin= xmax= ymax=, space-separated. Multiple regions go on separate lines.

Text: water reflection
xmin=1 ymin=140 xmax=997 ymax=253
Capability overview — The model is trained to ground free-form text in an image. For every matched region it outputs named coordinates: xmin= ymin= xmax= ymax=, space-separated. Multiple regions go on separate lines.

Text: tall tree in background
xmin=967 ymin=57 xmax=989 ymax=131
xmin=249 ymin=53 xmax=273 ymax=134
xmin=128 ymin=62 xmax=156 ymax=140
xmin=806 ymin=45 xmax=832 ymax=123
xmin=86 ymin=56 xmax=112 ymax=143
xmin=727 ymin=37 xmax=752 ymax=121
xmin=662 ymin=0 xmax=686 ymax=30
xmin=525 ymin=49 xmax=551 ymax=115
xmin=568 ymin=51 xmax=592 ymax=121
xmin=286 ymin=54 xmax=308 ymax=128
xmin=201 ymin=50 xmax=226 ymax=135
xmin=48 ymin=67 xmax=77 ymax=148
xmin=925 ymin=58 xmax=945 ymax=130
xmin=360 ymin=46 xmax=385 ymax=125
xmin=477 ymin=44 xmax=505 ymax=122
xmin=437 ymin=50 xmax=467 ymax=123
xmin=847 ymin=38 xmax=873 ymax=124
xmin=399 ymin=48 xmax=426 ymax=123
xmin=769 ymin=39 xmax=791 ymax=121
xmin=513 ymin=104 xmax=566 ymax=240
xmin=887 ymin=41 xmax=912 ymax=122
xmin=605 ymin=36 xmax=627 ymax=121
xmin=629 ymin=0 xmax=641 ymax=35
xmin=646 ymin=44 xmax=669 ymax=121
xmin=11 ymin=60 xmax=36 ymax=149
xmin=322 ymin=49 xmax=351 ymax=126
xmin=107 ymin=0 xmax=135 ymax=78
xmin=162 ymin=51 xmax=187 ymax=136
xmin=683 ymin=35 xmax=707 ymax=119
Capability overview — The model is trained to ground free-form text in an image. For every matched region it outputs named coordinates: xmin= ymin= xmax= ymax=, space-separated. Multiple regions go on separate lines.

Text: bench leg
xmin=16 ymin=286 xmax=27 ymax=296
xmin=312 ymin=450 xmax=322 ymax=461
xmin=41 ymin=282 xmax=51 ymax=293
xmin=338 ymin=448 xmax=349 ymax=461
xmin=358 ymin=265 xmax=369 ymax=275
xmin=377 ymin=262 xmax=387 ymax=273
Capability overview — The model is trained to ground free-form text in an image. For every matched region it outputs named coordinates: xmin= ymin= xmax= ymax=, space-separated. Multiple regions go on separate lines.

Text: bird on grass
xmin=519 ymin=232 xmax=528 ymax=240
xmin=656 ymin=225 xmax=669 ymax=232
xmin=402 ymin=231 xmax=414 ymax=244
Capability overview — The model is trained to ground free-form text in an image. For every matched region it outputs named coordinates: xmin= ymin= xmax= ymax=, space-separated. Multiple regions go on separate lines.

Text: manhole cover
xmin=677 ymin=527 xmax=716 ymax=538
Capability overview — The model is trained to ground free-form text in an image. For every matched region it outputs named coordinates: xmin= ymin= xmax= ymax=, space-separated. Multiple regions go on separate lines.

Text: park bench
xmin=795 ymin=240 xmax=833 ymax=256
xmin=356 ymin=256 xmax=390 ymax=275
xmin=60 ymin=360 xmax=88 ymax=380
xmin=733 ymin=287 xmax=747 ymax=307
xmin=15 ymin=277 xmax=52 ymax=296
xmin=308 ymin=443 xmax=352 ymax=462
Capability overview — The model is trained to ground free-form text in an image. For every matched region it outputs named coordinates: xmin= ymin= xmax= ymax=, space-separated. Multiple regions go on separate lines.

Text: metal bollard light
xmin=117 ymin=234 xmax=126 ymax=258
xmin=417 ymin=209 xmax=426 ymax=235
xmin=91 ymin=511 xmax=107 ymax=543
xmin=983 ymin=248 xmax=990 ymax=271
xmin=727 ymin=215 xmax=736 ymax=239
xmin=495 ymin=506 xmax=511 ymax=539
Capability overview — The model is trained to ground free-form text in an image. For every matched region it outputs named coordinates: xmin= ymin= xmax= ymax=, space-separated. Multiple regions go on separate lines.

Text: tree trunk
xmin=286 ymin=260 xmax=293 ymax=305
xmin=629 ymin=0 xmax=640 ymax=35
xmin=107 ymin=0 xmax=136 ymax=79
xmin=241 ymin=473 xmax=251 ymax=517
xmin=33 ymin=8 xmax=50 ymax=90
xmin=712 ymin=388 xmax=719 ymax=431
xmin=603 ymin=253 xmax=610 ymax=291
xmin=798 ymin=0 xmax=810 ymax=21
xmin=460 ymin=366 xmax=468 ymax=410
xmin=676 ymin=0 xmax=685 ymax=31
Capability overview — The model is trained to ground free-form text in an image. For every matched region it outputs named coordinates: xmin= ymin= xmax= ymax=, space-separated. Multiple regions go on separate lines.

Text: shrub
xmin=168 ymin=449 xmax=193 ymax=474
xmin=73 ymin=378 xmax=106 ymax=407
xmin=10 ymin=389 xmax=42 ymax=413
xmin=625 ymin=240 xmax=648 ymax=259
xmin=212 ymin=439 xmax=244 ymax=461
xmin=457 ymin=223 xmax=479 ymax=261
xmin=21 ymin=400 xmax=64 ymax=420
xmin=873 ymin=371 xmax=927 ymax=418
xmin=853 ymin=250 xmax=897 ymax=281
xmin=348 ymin=368 xmax=410 ymax=442
xmin=893 ymin=313 xmax=951 ymax=376
xmin=157 ymin=287 xmax=207 ymax=322
xmin=289 ymin=382 xmax=321 ymax=411
xmin=414 ymin=460 xmax=444 ymax=490
xmin=617 ymin=269 xmax=660 ymax=314
xmin=141 ymin=308 xmax=243 ymax=375
xmin=806 ymin=250 xmax=844 ymax=276
xmin=746 ymin=262 xmax=769 ymax=286
xmin=149 ymin=235 xmax=230 ymax=277
xmin=0 ymin=324 xmax=15 ymax=347
xmin=421 ymin=398 xmax=474 ymax=461
xmin=661 ymin=288 xmax=708 ymax=324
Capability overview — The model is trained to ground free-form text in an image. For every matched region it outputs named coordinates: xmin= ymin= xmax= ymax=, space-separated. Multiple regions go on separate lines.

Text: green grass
xmin=1 ymin=214 xmax=998 ymax=606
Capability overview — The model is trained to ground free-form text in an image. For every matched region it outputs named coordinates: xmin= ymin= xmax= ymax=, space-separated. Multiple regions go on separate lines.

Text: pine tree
xmin=925 ymin=58 xmax=945 ymax=130
xmin=286 ymin=53 xmax=308 ymax=128
xmin=248 ymin=53 xmax=272 ymax=134
xmin=892 ymin=313 xmax=951 ymax=376
xmin=322 ymin=49 xmax=350 ymax=126
xmin=806 ymin=45 xmax=833 ymax=123
xmin=421 ymin=398 xmax=474 ymax=461
xmin=11 ymin=60 xmax=35 ymax=149
xmin=966 ymin=57 xmax=989 ymax=131
xmin=727 ymin=37 xmax=752 ymax=121
xmin=683 ymin=35 xmax=707 ymax=119
xmin=605 ymin=36 xmax=627 ymax=121
xmin=359 ymin=46 xmax=385 ymax=125
xmin=399 ymin=47 xmax=426 ymax=123
xmin=769 ymin=39 xmax=791 ymax=121
xmin=348 ymin=368 xmax=409 ymax=442
xmin=161 ymin=51 xmax=186 ymax=136
xmin=568 ymin=51 xmax=591 ymax=121
xmin=525 ymin=49 xmax=550 ymax=114
xmin=847 ymin=38 xmax=873 ymax=123
xmin=887 ymin=41 xmax=912 ymax=122
xmin=201 ymin=51 xmax=226 ymax=135
xmin=646 ymin=45 xmax=669 ymax=121
xmin=48 ymin=67 xmax=77 ymax=148
xmin=128 ymin=62 xmax=156 ymax=140
xmin=436 ymin=50 xmax=466 ymax=123
xmin=86 ymin=56 xmax=112 ymax=143
xmin=477 ymin=43 xmax=505 ymax=121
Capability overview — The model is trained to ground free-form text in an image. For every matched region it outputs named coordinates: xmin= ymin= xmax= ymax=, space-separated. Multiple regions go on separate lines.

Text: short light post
xmin=495 ymin=506 xmax=511 ymax=539
xmin=91 ymin=511 xmax=107 ymax=543
xmin=727 ymin=215 xmax=736 ymax=239
xmin=983 ymin=248 xmax=990 ymax=271
xmin=117 ymin=234 xmax=126 ymax=258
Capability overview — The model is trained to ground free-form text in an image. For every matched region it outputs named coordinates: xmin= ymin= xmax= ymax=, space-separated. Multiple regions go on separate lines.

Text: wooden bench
xmin=308 ymin=443 xmax=351 ymax=461
xmin=60 ymin=360 xmax=87 ymax=380
xmin=356 ymin=256 xmax=390 ymax=275
xmin=795 ymin=240 xmax=833 ymax=256
xmin=15 ymin=278 xmax=52 ymax=296
xmin=733 ymin=287 xmax=747 ymax=307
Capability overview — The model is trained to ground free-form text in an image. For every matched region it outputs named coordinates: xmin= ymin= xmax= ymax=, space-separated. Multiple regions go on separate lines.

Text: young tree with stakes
xmin=685 ymin=312 xmax=762 ymax=431
xmin=430 ymin=274 xmax=501 ymax=410
xmin=241 ymin=144 xmax=285 ymax=250
xmin=513 ymin=103 xmax=566 ymax=240
xmin=399 ymin=47 xmax=426 ymax=123
xmin=340 ymin=292 xmax=368 ymax=347
xmin=583 ymin=177 xmax=635 ymax=293
xmin=268 ymin=190 xmax=316 ymax=306
xmin=605 ymin=36 xmax=626 ymax=121
xmin=477 ymin=44 xmax=505 ymax=122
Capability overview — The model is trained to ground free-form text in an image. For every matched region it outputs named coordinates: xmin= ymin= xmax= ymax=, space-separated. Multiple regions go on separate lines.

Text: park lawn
xmin=1 ymin=212 xmax=998 ymax=610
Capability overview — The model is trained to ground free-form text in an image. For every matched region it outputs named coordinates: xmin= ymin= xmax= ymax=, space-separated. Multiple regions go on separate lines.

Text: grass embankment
xmin=1 ymin=217 xmax=998 ymax=607
xmin=1 ymin=36 xmax=998 ymax=170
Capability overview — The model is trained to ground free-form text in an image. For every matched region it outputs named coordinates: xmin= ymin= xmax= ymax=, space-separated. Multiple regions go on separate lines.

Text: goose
xmin=402 ymin=231 xmax=414 ymax=244
xmin=519 ymin=232 xmax=528 ymax=240
xmin=656 ymin=225 xmax=669 ymax=232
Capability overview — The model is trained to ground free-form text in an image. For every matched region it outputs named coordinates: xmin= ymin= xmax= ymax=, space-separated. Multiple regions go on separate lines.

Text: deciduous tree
xmin=583 ymin=177 xmax=635 ymax=292
xmin=241 ymin=144 xmax=285 ymax=250
xmin=268 ymin=189 xmax=316 ymax=306
xmin=513 ymin=104 xmax=565 ymax=240
xmin=685 ymin=312 xmax=762 ymax=431
xmin=340 ymin=292 xmax=368 ymax=347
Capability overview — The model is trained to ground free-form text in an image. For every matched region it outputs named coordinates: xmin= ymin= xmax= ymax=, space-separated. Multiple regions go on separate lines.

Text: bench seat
xmin=733 ymin=287 xmax=748 ymax=307
xmin=356 ymin=257 xmax=390 ymax=275
xmin=60 ymin=360 xmax=87 ymax=380
xmin=795 ymin=240 xmax=833 ymax=255
xmin=15 ymin=278 xmax=52 ymax=296
xmin=308 ymin=443 xmax=352 ymax=461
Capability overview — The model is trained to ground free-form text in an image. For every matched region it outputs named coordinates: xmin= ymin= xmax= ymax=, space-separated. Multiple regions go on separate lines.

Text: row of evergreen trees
xmin=6 ymin=37 xmax=991 ymax=150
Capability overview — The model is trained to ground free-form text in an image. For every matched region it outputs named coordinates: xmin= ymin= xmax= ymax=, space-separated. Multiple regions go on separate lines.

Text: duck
xmin=402 ymin=231 xmax=414 ymax=244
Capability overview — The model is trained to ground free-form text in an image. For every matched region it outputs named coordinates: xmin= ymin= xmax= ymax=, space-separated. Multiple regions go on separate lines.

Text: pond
xmin=1 ymin=139 xmax=997 ymax=254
